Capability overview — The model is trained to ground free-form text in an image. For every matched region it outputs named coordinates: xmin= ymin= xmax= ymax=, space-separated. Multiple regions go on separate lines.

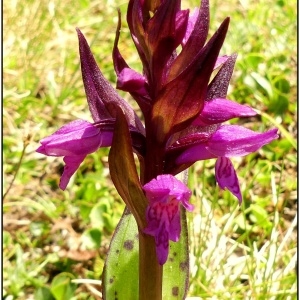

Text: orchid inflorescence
xmin=37 ymin=0 xmax=278 ymax=266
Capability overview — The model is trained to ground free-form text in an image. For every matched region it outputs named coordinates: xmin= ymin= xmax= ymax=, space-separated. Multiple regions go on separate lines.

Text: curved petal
xmin=192 ymin=98 xmax=257 ymax=126
xmin=208 ymin=125 xmax=279 ymax=157
xmin=60 ymin=155 xmax=86 ymax=190
xmin=143 ymin=174 xmax=193 ymax=264
xmin=215 ymin=157 xmax=242 ymax=203
xmin=116 ymin=67 xmax=149 ymax=96
xmin=154 ymin=223 xmax=170 ymax=265
xmin=168 ymin=210 xmax=181 ymax=242
xmin=181 ymin=8 xmax=200 ymax=46
xmin=176 ymin=143 xmax=216 ymax=165
xmin=37 ymin=120 xmax=103 ymax=157
xmin=168 ymin=0 xmax=209 ymax=80
xmin=214 ymin=55 xmax=230 ymax=70
xmin=143 ymin=174 xmax=192 ymax=204
xmin=143 ymin=202 xmax=171 ymax=265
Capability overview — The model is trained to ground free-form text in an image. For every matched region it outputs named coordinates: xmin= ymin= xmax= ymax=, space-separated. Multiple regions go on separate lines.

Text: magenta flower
xmin=174 ymin=126 xmax=278 ymax=202
xmin=143 ymin=175 xmax=193 ymax=265
xmin=36 ymin=119 xmax=112 ymax=190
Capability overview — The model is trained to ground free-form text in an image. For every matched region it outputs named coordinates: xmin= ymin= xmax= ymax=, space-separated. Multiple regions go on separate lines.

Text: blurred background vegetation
xmin=3 ymin=0 xmax=297 ymax=299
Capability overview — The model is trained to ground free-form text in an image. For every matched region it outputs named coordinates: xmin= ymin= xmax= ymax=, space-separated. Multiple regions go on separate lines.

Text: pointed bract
xmin=77 ymin=28 xmax=145 ymax=135
xmin=167 ymin=0 xmax=210 ymax=81
xmin=207 ymin=53 xmax=238 ymax=100
xmin=151 ymin=18 xmax=230 ymax=143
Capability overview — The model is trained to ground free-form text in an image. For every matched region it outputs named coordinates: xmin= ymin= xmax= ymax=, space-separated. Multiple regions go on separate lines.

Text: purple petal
xmin=116 ymin=68 xmax=148 ymax=96
xmin=154 ymin=224 xmax=170 ymax=265
xmin=143 ymin=175 xmax=193 ymax=264
xmin=37 ymin=120 xmax=103 ymax=157
xmin=143 ymin=202 xmax=171 ymax=265
xmin=215 ymin=157 xmax=242 ymax=203
xmin=60 ymin=155 xmax=86 ymax=190
xmin=175 ymin=143 xmax=216 ymax=165
xmin=143 ymin=174 xmax=192 ymax=205
xmin=36 ymin=119 xmax=116 ymax=190
xmin=182 ymin=8 xmax=200 ymax=46
xmin=145 ymin=0 xmax=187 ymax=91
xmin=167 ymin=0 xmax=209 ymax=81
xmin=175 ymin=9 xmax=191 ymax=46
xmin=214 ymin=55 xmax=229 ymax=70
xmin=112 ymin=10 xmax=150 ymax=111
xmin=168 ymin=210 xmax=181 ymax=242
xmin=208 ymin=125 xmax=279 ymax=157
xmin=192 ymin=98 xmax=257 ymax=126
xmin=127 ymin=0 xmax=149 ymax=71
xmin=174 ymin=125 xmax=278 ymax=166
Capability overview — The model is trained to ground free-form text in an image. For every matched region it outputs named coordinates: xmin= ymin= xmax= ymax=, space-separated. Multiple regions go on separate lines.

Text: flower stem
xmin=139 ymin=231 xmax=162 ymax=300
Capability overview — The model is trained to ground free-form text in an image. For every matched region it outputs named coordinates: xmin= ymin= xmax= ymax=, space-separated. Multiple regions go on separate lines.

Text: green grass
xmin=3 ymin=0 xmax=297 ymax=299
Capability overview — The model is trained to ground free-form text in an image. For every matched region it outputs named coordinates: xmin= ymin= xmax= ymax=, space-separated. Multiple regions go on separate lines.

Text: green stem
xmin=139 ymin=231 xmax=162 ymax=300
xmin=3 ymin=137 xmax=29 ymax=201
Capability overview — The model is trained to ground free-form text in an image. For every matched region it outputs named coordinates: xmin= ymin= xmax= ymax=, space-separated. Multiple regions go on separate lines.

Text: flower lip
xmin=143 ymin=174 xmax=193 ymax=264
xmin=143 ymin=174 xmax=193 ymax=210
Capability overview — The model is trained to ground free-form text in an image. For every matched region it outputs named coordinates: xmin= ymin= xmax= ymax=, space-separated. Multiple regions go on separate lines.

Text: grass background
xmin=3 ymin=0 xmax=297 ymax=299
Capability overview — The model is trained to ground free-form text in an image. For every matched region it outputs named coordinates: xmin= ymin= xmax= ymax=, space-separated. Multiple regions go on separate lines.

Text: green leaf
xmin=34 ymin=287 xmax=55 ymax=300
xmin=81 ymin=228 xmax=102 ymax=249
xmin=259 ymin=110 xmax=297 ymax=150
xmin=269 ymin=94 xmax=289 ymax=114
xmin=244 ymin=53 xmax=264 ymax=69
xmin=163 ymin=207 xmax=189 ymax=299
xmin=90 ymin=202 xmax=108 ymax=229
xmin=3 ymin=231 xmax=12 ymax=247
xmin=250 ymin=72 xmax=274 ymax=99
xmin=50 ymin=273 xmax=76 ymax=300
xmin=102 ymin=208 xmax=139 ymax=300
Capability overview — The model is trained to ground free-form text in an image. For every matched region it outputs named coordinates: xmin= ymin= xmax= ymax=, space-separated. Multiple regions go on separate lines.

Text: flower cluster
xmin=37 ymin=0 xmax=278 ymax=264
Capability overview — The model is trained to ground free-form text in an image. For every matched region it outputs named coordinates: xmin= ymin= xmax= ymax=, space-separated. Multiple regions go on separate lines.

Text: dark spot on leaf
xmin=173 ymin=252 xmax=177 ymax=256
xmin=180 ymin=260 xmax=188 ymax=272
xmin=169 ymin=257 xmax=174 ymax=262
xmin=124 ymin=240 xmax=134 ymax=250
xmin=116 ymin=249 xmax=120 ymax=254
xmin=109 ymin=277 xmax=114 ymax=284
xmin=172 ymin=286 xmax=179 ymax=296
